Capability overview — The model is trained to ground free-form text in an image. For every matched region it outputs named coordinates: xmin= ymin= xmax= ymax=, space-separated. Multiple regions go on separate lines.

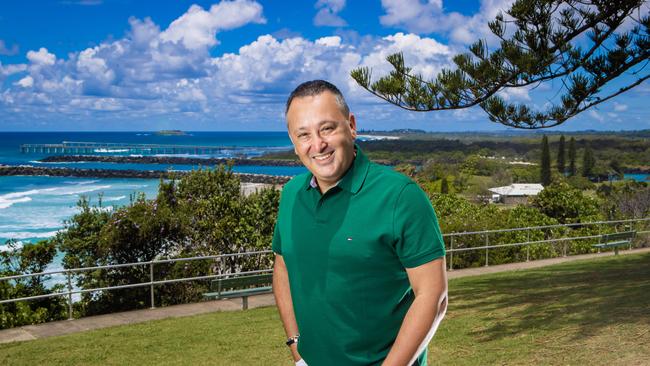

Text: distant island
xmin=156 ymin=130 xmax=187 ymax=136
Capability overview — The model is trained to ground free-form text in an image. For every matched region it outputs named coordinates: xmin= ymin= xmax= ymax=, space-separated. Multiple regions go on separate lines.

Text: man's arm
xmin=382 ymin=257 xmax=448 ymax=366
xmin=273 ymin=254 xmax=303 ymax=363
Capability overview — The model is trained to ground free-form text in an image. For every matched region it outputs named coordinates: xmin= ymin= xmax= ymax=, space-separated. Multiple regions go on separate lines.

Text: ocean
xmin=0 ymin=131 xmax=305 ymax=250
xmin=1 ymin=131 xmax=648 ymax=250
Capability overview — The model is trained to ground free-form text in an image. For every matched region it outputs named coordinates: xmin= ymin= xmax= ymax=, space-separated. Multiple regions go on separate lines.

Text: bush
xmin=531 ymin=181 xmax=601 ymax=224
xmin=54 ymin=165 xmax=280 ymax=317
xmin=0 ymin=240 xmax=67 ymax=329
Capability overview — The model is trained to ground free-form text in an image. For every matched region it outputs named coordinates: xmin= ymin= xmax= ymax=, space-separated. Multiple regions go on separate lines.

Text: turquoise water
xmin=624 ymin=173 xmax=650 ymax=182
xmin=0 ymin=132 xmax=306 ymax=252
xmin=0 ymin=176 xmax=159 ymax=247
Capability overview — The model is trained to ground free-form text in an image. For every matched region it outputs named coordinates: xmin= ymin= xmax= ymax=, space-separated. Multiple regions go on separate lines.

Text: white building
xmin=489 ymin=183 xmax=544 ymax=204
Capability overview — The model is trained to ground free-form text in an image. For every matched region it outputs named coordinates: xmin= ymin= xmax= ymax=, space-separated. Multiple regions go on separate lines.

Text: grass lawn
xmin=1 ymin=253 xmax=649 ymax=365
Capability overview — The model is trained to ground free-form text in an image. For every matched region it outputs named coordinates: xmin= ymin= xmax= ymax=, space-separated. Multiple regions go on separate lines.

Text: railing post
xmin=150 ymin=261 xmax=155 ymax=309
xmin=484 ymin=233 xmax=489 ymax=267
xmin=66 ymin=270 xmax=73 ymax=320
xmin=526 ymin=230 xmax=530 ymax=262
xmin=449 ymin=236 xmax=454 ymax=271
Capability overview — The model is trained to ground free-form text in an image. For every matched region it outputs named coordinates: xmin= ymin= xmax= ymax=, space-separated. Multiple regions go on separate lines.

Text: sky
xmin=0 ymin=0 xmax=648 ymax=132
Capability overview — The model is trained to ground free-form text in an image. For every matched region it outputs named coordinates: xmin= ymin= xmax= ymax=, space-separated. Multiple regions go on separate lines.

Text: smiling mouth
xmin=312 ymin=151 xmax=333 ymax=161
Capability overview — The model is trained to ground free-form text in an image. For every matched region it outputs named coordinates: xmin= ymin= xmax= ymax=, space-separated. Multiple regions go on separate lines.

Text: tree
xmin=440 ymin=176 xmax=450 ymax=194
xmin=568 ymin=137 xmax=577 ymax=176
xmin=541 ymin=135 xmax=552 ymax=185
xmin=52 ymin=165 xmax=280 ymax=316
xmin=582 ymin=143 xmax=596 ymax=177
xmin=600 ymin=181 xmax=650 ymax=219
xmin=532 ymin=181 xmax=601 ymax=223
xmin=351 ymin=0 xmax=649 ymax=129
xmin=0 ymin=240 xmax=67 ymax=329
xmin=557 ymin=135 xmax=566 ymax=175
xmin=609 ymin=159 xmax=624 ymax=179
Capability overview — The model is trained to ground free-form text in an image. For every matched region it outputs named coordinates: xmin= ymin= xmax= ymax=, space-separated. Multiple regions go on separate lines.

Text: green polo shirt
xmin=273 ymin=145 xmax=445 ymax=366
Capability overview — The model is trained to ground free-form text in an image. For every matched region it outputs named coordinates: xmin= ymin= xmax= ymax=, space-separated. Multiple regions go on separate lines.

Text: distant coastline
xmin=40 ymin=155 xmax=302 ymax=166
xmin=156 ymin=130 xmax=187 ymax=136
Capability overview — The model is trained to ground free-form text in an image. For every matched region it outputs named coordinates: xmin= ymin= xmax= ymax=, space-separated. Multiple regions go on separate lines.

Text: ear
xmin=287 ymin=130 xmax=299 ymax=156
xmin=348 ymin=113 xmax=357 ymax=139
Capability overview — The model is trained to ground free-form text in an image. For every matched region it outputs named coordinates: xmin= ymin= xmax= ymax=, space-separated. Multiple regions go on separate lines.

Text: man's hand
xmin=273 ymin=254 xmax=303 ymax=362
xmin=382 ymin=257 xmax=448 ymax=366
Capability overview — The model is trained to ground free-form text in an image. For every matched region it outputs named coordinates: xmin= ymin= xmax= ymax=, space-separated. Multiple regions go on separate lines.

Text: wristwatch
xmin=286 ymin=334 xmax=300 ymax=346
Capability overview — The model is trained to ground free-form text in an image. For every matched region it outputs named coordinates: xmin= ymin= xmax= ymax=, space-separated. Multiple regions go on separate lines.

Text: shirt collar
xmin=305 ymin=143 xmax=370 ymax=195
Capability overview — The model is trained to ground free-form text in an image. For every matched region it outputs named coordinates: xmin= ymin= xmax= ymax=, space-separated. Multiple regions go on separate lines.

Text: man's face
xmin=286 ymin=91 xmax=357 ymax=190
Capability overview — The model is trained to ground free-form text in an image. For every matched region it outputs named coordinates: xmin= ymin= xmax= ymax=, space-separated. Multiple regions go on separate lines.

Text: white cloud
xmin=314 ymin=0 xmax=347 ymax=27
xmin=315 ymin=36 xmax=342 ymax=47
xmin=0 ymin=0 xmax=459 ymax=129
xmin=0 ymin=62 xmax=27 ymax=76
xmin=589 ymin=109 xmax=604 ymax=122
xmin=0 ymin=40 xmax=19 ymax=56
xmin=379 ymin=0 xmax=514 ymax=44
xmin=16 ymin=76 xmax=34 ymax=88
xmin=160 ymin=0 xmax=266 ymax=50
xmin=358 ymin=33 xmax=451 ymax=80
xmin=613 ymin=102 xmax=628 ymax=112
xmin=498 ymin=86 xmax=531 ymax=102
xmin=380 ymin=0 xmax=442 ymax=32
xmin=26 ymin=48 xmax=56 ymax=65
xmin=209 ymin=32 xmax=452 ymax=106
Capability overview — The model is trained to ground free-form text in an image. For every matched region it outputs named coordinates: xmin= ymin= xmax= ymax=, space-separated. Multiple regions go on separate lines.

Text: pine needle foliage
xmin=351 ymin=0 xmax=649 ymax=129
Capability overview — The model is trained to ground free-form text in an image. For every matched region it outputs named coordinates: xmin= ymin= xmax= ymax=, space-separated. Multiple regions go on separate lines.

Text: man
xmin=273 ymin=80 xmax=448 ymax=366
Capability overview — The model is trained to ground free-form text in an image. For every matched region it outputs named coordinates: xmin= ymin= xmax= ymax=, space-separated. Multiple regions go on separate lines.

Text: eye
xmin=321 ymin=125 xmax=335 ymax=133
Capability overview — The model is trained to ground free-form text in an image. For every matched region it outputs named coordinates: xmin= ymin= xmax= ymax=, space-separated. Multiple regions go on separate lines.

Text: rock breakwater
xmin=0 ymin=165 xmax=291 ymax=184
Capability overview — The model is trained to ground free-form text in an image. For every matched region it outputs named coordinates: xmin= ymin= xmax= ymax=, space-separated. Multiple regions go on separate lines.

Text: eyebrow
xmin=294 ymin=120 xmax=339 ymax=131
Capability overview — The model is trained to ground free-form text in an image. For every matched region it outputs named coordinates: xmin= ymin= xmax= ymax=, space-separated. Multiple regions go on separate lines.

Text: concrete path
xmin=1 ymin=247 xmax=648 ymax=345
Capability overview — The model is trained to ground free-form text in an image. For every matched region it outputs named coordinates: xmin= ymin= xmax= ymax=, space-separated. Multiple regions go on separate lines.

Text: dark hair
xmin=285 ymin=80 xmax=350 ymax=117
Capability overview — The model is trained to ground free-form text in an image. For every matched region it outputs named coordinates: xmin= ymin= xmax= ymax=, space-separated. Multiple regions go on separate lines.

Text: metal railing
xmin=1 ymin=217 xmax=648 ymax=320
xmin=0 ymin=250 xmax=273 ymax=320
xmin=444 ymin=217 xmax=650 ymax=269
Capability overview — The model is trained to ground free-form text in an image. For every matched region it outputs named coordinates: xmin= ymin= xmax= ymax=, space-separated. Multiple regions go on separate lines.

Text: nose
xmin=312 ymin=132 xmax=327 ymax=152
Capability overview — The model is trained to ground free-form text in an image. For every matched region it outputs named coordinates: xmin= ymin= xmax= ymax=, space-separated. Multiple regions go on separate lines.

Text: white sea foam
xmin=103 ymin=195 xmax=126 ymax=202
xmin=153 ymin=153 xmax=211 ymax=158
xmin=94 ymin=148 xmax=129 ymax=153
xmin=0 ymin=241 xmax=24 ymax=252
xmin=0 ymin=187 xmax=57 ymax=209
xmin=357 ymin=134 xmax=400 ymax=141
xmin=0 ymin=222 xmax=62 ymax=230
xmin=0 ymin=184 xmax=111 ymax=210
xmin=0 ymin=196 xmax=32 ymax=209
xmin=2 ymin=188 xmax=58 ymax=200
xmin=31 ymin=161 xmax=86 ymax=164
xmin=0 ymin=230 xmax=60 ymax=240
xmin=64 ymin=180 xmax=99 ymax=185
xmin=49 ymin=185 xmax=111 ymax=196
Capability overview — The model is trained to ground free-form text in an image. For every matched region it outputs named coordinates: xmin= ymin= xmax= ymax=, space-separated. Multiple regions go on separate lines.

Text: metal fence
xmin=445 ymin=217 xmax=650 ymax=270
xmin=1 ymin=217 xmax=648 ymax=320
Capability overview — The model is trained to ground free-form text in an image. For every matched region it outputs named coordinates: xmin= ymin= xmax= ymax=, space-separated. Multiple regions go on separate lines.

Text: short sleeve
xmin=393 ymin=182 xmax=445 ymax=268
xmin=272 ymin=219 xmax=282 ymax=255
